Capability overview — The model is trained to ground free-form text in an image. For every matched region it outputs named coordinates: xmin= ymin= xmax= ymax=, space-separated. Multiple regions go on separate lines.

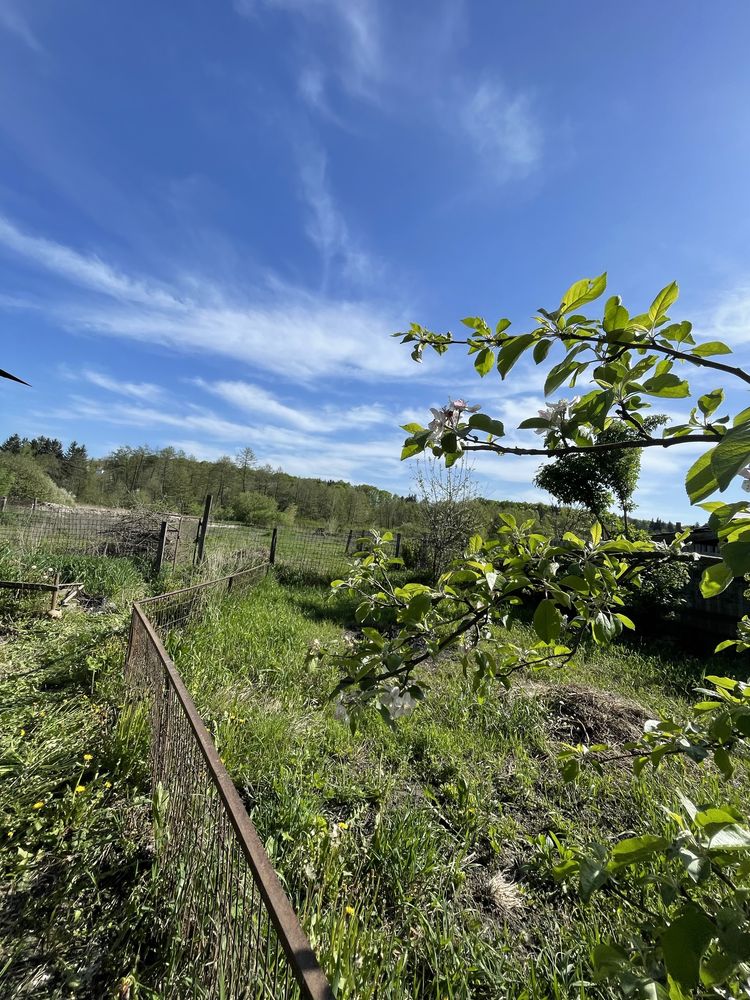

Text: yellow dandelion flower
xmin=83 ymin=754 xmax=93 ymax=762
xmin=32 ymin=801 xmax=44 ymax=810
xmin=337 ymin=821 xmax=348 ymax=830
xmin=105 ymin=781 xmax=112 ymax=789
xmin=345 ymin=906 xmax=355 ymax=916
xmin=75 ymin=785 xmax=86 ymax=794
xmin=19 ymin=729 xmax=25 ymax=737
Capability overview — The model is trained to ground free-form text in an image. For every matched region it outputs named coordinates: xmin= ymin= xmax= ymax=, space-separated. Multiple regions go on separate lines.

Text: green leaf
xmin=474 ymin=347 xmax=494 ymax=377
xmin=661 ymin=908 xmax=713 ymax=989
xmin=720 ymin=541 xmax=750 ymax=576
xmin=707 ymin=825 xmax=750 ymax=850
xmin=544 ymin=360 xmax=575 ymax=395
xmin=400 ymin=422 xmax=425 ymax=433
xmin=461 ymin=316 xmax=487 ymax=330
xmin=692 ymin=341 xmax=732 ymax=357
xmin=401 ymin=439 xmax=426 ymax=460
xmin=495 ymin=317 xmax=511 ymax=335
xmin=603 ymin=295 xmax=629 ymax=332
xmin=611 ymin=834 xmax=669 ymax=864
xmin=403 ymin=592 xmax=432 ymax=623
xmin=711 ymin=423 xmax=750 ymax=490
xmin=648 ymin=281 xmax=679 ymax=324
xmin=614 ymin=613 xmax=635 ymax=630
xmin=686 ymin=449 xmax=719 ymax=503
xmin=496 ymin=334 xmax=536 ymax=379
xmin=579 ymin=853 xmax=609 ymax=900
xmin=700 ymin=562 xmax=734 ymax=598
xmin=698 ymin=389 xmax=725 ymax=416
xmin=533 ymin=338 xmax=552 ymax=364
xmin=533 ymin=598 xmax=562 ymax=643
xmin=642 ymin=373 xmax=690 ymax=398
xmin=560 ymin=273 xmax=607 ymax=315
xmin=468 ymin=413 xmax=505 ymax=437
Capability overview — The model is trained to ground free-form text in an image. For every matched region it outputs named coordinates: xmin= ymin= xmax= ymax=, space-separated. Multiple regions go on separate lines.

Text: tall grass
xmin=168 ymin=574 xmax=750 ymax=999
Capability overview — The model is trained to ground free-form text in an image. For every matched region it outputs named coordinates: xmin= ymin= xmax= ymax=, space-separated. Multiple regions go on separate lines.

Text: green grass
xmin=168 ymin=575 xmax=750 ymax=999
xmin=0 ymin=605 xmax=171 ymax=998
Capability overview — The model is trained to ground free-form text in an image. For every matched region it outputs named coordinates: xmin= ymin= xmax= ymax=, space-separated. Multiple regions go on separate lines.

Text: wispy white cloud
xmin=701 ymin=285 xmax=750 ymax=345
xmin=459 ymin=78 xmax=542 ymax=183
xmin=81 ymin=369 xmax=165 ymax=403
xmin=296 ymin=143 xmax=374 ymax=284
xmin=0 ymin=215 xmax=180 ymax=308
xmin=0 ymin=213 xmax=416 ymax=382
xmin=195 ymin=378 xmax=390 ymax=432
xmin=0 ymin=0 xmax=42 ymax=52
xmin=238 ymin=0 xmax=383 ymax=103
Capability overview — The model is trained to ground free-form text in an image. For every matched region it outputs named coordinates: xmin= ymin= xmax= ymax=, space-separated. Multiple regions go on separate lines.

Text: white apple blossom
xmin=535 ymin=397 xmax=580 ymax=435
xmin=740 ymin=465 xmax=750 ymax=493
xmin=378 ymin=685 xmax=417 ymax=719
xmin=426 ymin=399 xmax=481 ymax=447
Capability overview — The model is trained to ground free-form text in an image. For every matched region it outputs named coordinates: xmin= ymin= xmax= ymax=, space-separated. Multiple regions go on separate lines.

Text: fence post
xmin=32 ymin=496 xmax=37 ymax=512
xmin=345 ymin=529 xmax=353 ymax=555
xmin=155 ymin=520 xmax=169 ymax=574
xmin=195 ymin=494 xmax=213 ymax=565
xmin=269 ymin=526 xmax=278 ymax=565
xmin=0 ymin=496 xmax=6 ymax=512
xmin=395 ymin=532 xmax=402 ymax=559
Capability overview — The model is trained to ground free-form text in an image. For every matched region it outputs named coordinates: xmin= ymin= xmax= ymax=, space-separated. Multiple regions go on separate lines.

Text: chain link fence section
xmin=125 ymin=564 xmax=334 ymax=1000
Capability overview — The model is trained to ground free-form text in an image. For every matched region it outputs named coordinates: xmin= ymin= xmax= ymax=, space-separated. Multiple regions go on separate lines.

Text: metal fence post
xmin=155 ymin=519 xmax=169 ymax=574
xmin=195 ymin=494 xmax=213 ymax=565
xmin=269 ymin=526 xmax=278 ymax=565
xmin=395 ymin=532 xmax=402 ymax=559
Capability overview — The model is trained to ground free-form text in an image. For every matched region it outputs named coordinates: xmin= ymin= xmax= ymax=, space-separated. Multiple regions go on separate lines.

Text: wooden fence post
xmin=32 ymin=497 xmax=37 ymax=512
xmin=155 ymin=520 xmax=169 ymax=574
xmin=345 ymin=529 xmax=353 ymax=555
xmin=269 ymin=526 xmax=278 ymax=565
xmin=395 ymin=532 xmax=402 ymax=559
xmin=0 ymin=496 xmax=6 ymax=512
xmin=195 ymin=494 xmax=213 ymax=565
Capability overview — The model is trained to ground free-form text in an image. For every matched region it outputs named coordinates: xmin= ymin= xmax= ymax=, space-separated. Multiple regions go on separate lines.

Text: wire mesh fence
xmin=125 ymin=564 xmax=334 ymax=1000
xmin=204 ymin=522 xmax=402 ymax=581
xmin=0 ymin=500 xmax=193 ymax=572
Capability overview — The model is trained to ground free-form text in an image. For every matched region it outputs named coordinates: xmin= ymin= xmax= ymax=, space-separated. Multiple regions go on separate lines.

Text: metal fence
xmin=205 ymin=522 xmax=402 ymax=581
xmin=0 ymin=499 xmax=199 ymax=572
xmin=125 ymin=564 xmax=334 ymax=1000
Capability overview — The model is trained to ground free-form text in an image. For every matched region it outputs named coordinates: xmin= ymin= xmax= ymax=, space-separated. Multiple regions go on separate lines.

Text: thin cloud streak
xmin=0 ymin=213 xmax=416 ymax=382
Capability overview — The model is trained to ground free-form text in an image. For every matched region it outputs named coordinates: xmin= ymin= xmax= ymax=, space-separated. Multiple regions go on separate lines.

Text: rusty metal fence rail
xmin=125 ymin=564 xmax=334 ymax=1000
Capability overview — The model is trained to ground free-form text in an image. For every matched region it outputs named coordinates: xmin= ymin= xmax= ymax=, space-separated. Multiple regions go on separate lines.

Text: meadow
xmin=165 ymin=572 xmax=749 ymax=999
xmin=2 ymin=547 xmax=748 ymax=998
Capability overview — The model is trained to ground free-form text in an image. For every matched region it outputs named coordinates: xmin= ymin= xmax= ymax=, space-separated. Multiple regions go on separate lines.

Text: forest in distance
xmin=0 ymin=432 xmax=690 ymax=536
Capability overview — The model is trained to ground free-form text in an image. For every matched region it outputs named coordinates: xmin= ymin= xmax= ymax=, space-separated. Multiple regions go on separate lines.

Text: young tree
xmin=311 ymin=276 xmax=750 ymax=998
xmin=235 ymin=446 xmax=256 ymax=491
xmin=411 ymin=455 xmax=482 ymax=575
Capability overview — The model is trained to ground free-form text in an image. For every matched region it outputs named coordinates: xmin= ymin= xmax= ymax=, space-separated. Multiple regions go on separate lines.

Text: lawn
xmin=166 ymin=572 xmax=750 ymax=1000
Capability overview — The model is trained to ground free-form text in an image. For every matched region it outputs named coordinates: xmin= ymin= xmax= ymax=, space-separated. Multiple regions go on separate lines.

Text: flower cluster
xmin=740 ymin=465 xmax=750 ymax=493
xmin=378 ymin=685 xmax=417 ymax=720
xmin=427 ymin=398 xmax=480 ymax=447
xmin=535 ymin=397 xmax=579 ymax=436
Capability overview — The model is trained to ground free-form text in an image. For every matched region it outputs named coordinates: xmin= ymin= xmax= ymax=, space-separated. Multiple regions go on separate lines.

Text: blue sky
xmin=1 ymin=1 xmax=749 ymax=520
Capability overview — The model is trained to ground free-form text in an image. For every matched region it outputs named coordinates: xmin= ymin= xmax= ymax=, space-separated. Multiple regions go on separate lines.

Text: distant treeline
xmin=0 ymin=434 xmax=687 ymax=535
